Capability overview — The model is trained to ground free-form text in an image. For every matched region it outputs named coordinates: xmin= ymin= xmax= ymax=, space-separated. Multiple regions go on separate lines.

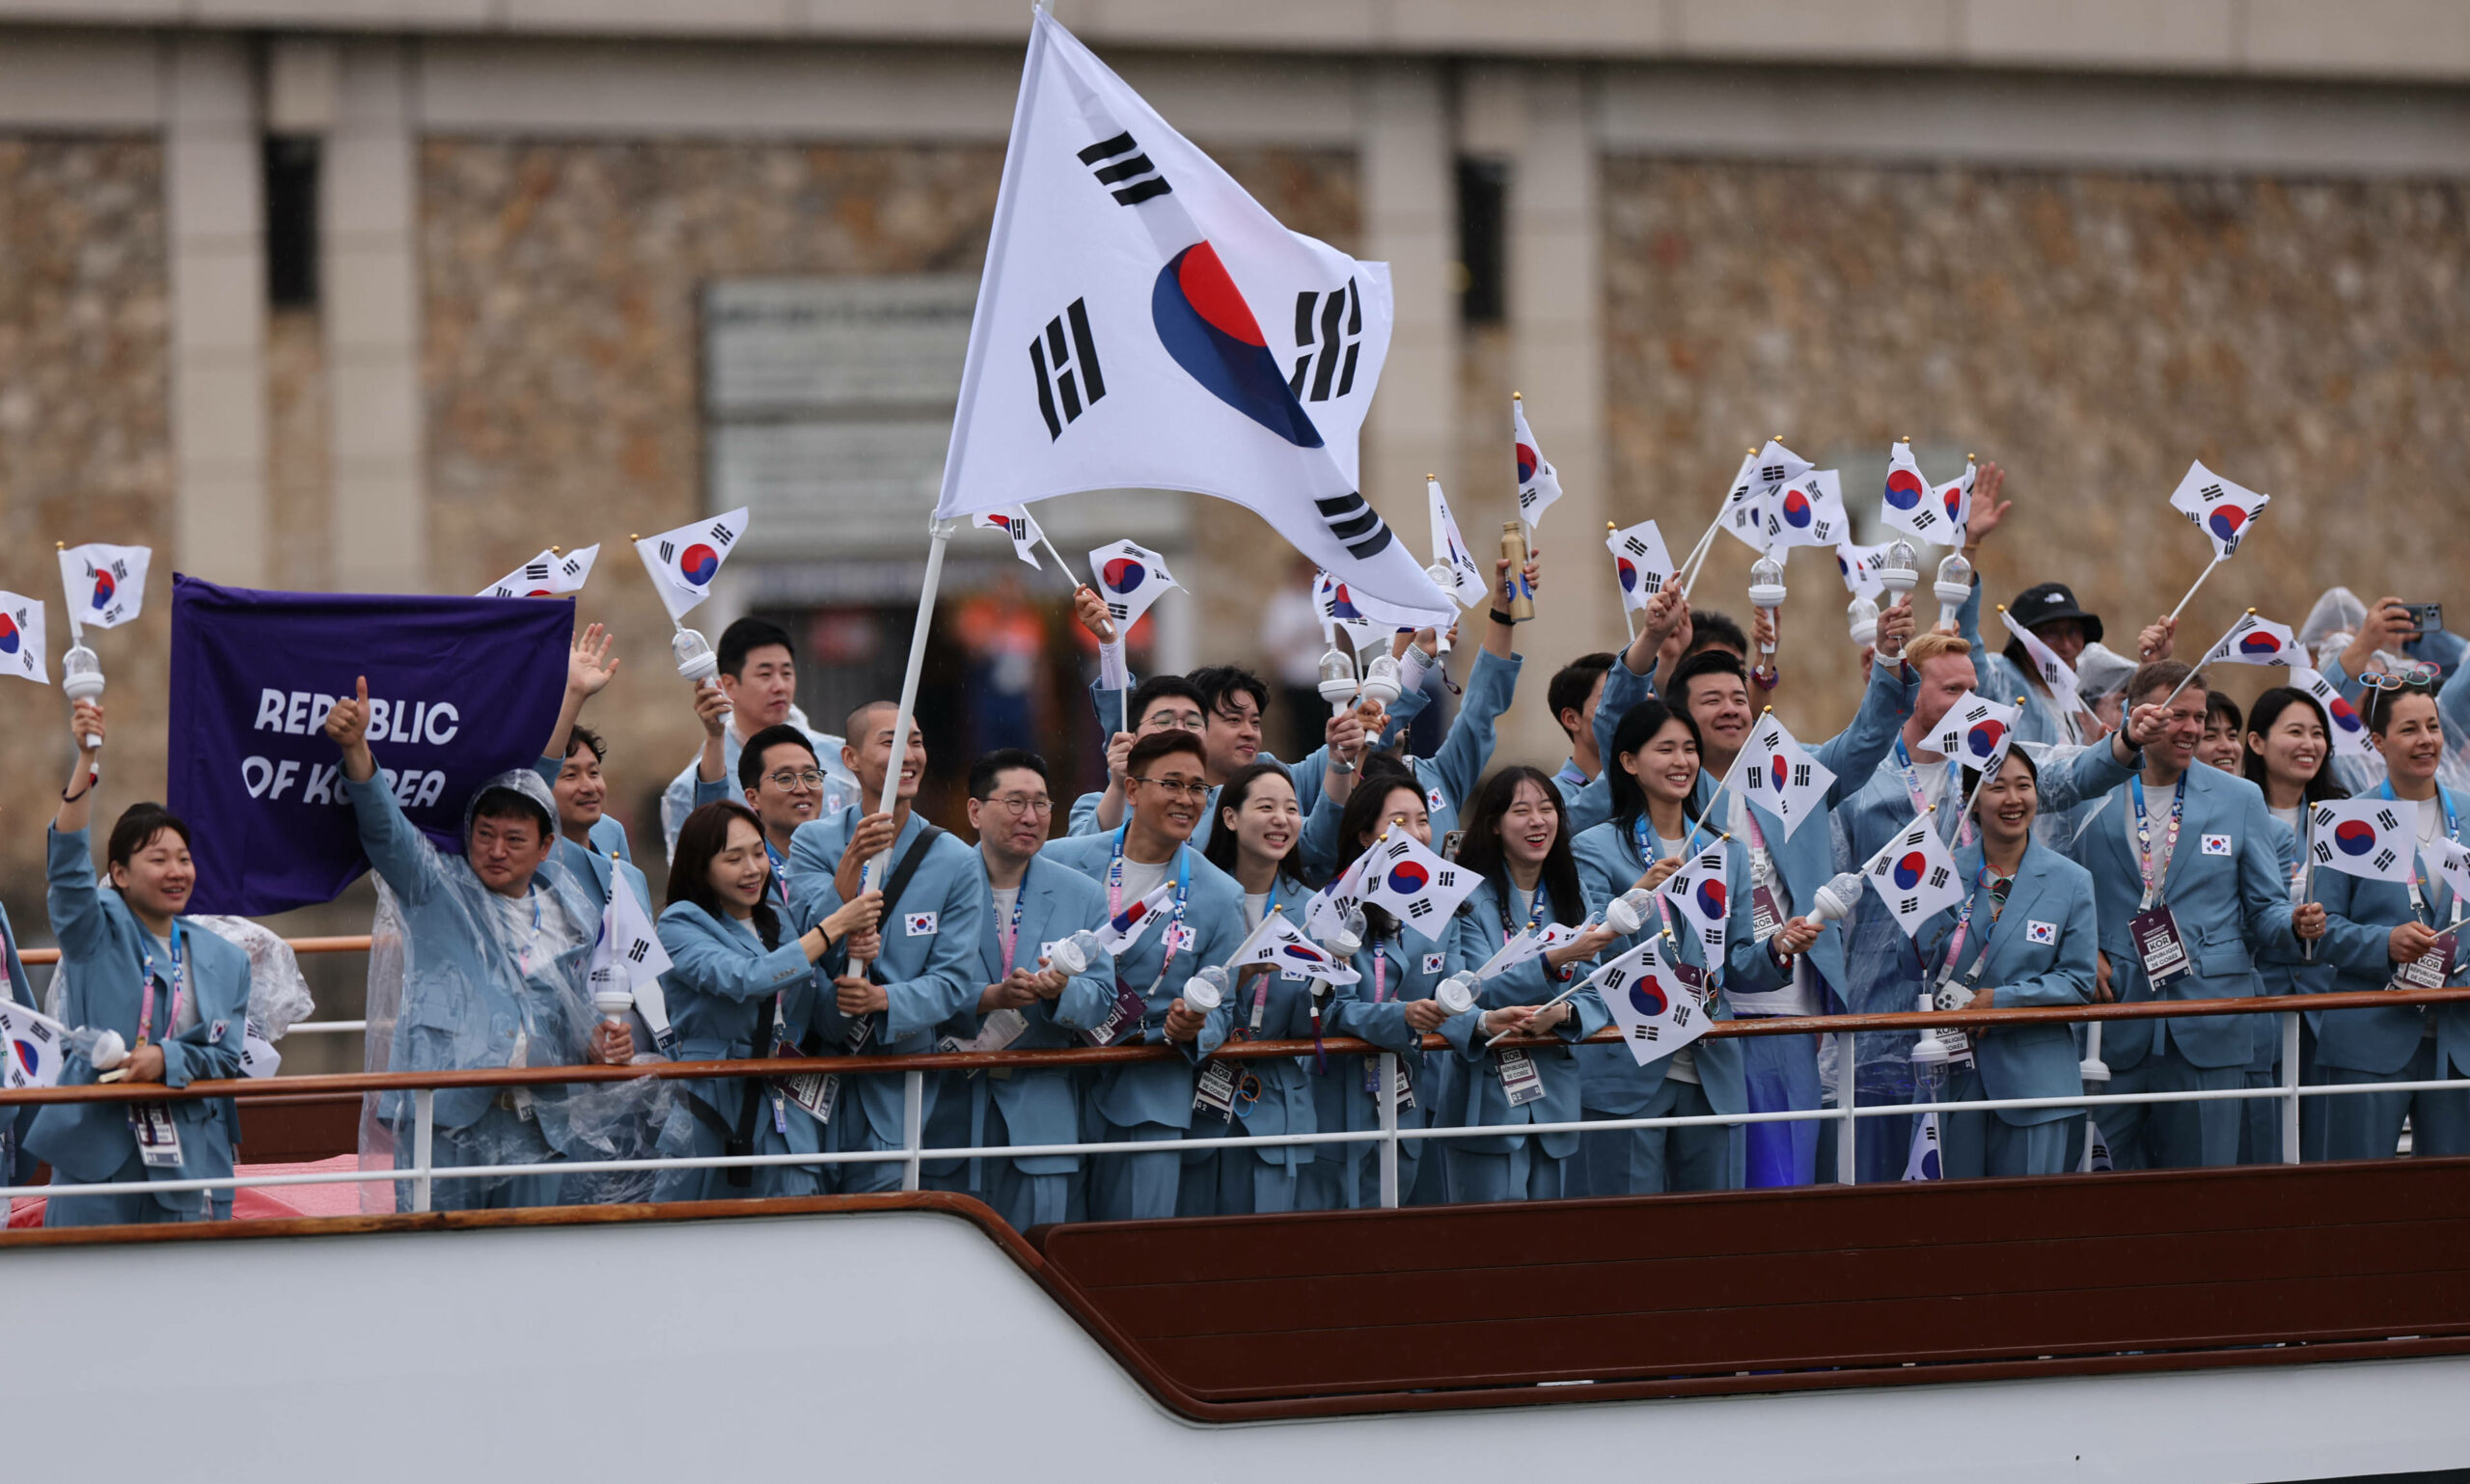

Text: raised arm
xmin=323 ymin=676 xmax=443 ymax=904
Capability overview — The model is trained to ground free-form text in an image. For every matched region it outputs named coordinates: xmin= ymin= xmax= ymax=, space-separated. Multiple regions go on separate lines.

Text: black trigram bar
xmin=709 ymin=522 xmax=736 ymax=546
xmin=1288 ymin=279 xmax=1361 ymax=403
xmin=1030 ymin=297 xmax=1107 ymax=441
xmin=1313 ymin=492 xmax=1393 ymax=561
xmin=1078 ymin=131 xmax=1171 ymax=206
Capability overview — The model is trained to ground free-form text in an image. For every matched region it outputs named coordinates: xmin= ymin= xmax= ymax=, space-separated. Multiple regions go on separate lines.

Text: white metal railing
xmin=5 ymin=989 xmax=2466 ymax=1215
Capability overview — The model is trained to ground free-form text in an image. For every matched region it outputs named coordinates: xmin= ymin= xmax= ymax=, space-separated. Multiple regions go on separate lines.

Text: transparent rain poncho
xmin=353 ymin=774 xmax=684 ymax=1213
xmin=188 ymin=915 xmax=316 ymax=1039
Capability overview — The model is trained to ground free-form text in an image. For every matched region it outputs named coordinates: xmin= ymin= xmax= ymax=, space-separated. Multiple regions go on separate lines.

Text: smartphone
xmin=2402 ymin=602 xmax=2444 ymax=636
xmin=1441 ymin=830 xmax=1466 ymax=862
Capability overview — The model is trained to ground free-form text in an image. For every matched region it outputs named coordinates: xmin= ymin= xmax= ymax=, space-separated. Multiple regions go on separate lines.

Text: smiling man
xmin=661 ymin=618 xmax=860 ymax=856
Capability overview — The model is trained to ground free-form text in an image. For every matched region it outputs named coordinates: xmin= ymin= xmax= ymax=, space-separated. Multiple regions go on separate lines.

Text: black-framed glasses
xmin=764 ymin=769 xmax=830 ymax=790
xmin=1132 ymin=776 xmax=1211 ymax=800
xmin=983 ymin=792 xmax=1053 ymax=816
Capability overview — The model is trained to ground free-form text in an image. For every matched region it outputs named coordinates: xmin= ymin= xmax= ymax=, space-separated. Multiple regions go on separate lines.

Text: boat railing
xmin=5 ymin=928 xmax=2464 ymax=1214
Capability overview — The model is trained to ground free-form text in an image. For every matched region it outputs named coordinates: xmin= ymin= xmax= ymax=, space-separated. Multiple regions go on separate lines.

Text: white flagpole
xmin=2157 ymin=610 xmax=2252 ymax=709
xmin=1608 ymin=523 xmax=1637 ymax=644
xmin=1038 ymin=533 xmax=1089 ymax=591
xmin=2166 ymin=554 xmax=2225 ymax=623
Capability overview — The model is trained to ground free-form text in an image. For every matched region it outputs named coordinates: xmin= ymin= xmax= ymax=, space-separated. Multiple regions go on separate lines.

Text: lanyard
xmin=2379 ymin=783 xmax=2460 ymax=923
xmin=136 ymin=923 xmax=186 ymax=1047
xmin=1372 ymin=942 xmax=1389 ymax=1004
xmin=764 ymin=841 xmax=792 ymax=908
xmin=1631 ymin=813 xmax=1708 ymax=869
xmin=1890 ymin=738 xmax=1936 ymax=816
xmin=2129 ymin=775 xmax=2187 ymax=910
xmin=1936 ymin=869 xmax=2013 ymax=989
xmin=1245 ymin=879 xmax=1287 ymax=1030
xmin=1109 ymin=828 xmax=1192 ymax=983
xmin=1495 ymin=881 xmax=1550 ymax=944
xmin=999 ymin=859 xmax=1032 ymax=977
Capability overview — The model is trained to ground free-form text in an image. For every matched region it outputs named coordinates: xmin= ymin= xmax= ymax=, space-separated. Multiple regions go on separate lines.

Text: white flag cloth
xmin=930 ymin=13 xmax=1447 ymax=621
xmin=1606 ymin=520 xmax=1678 ymax=615
xmin=0 ymin=999 xmax=69 ymax=1089
xmin=1472 ymin=921 xmax=1586 ymax=981
xmin=1312 ymin=569 xmax=1387 ymax=652
xmin=589 ymin=881 xmax=675 ymax=1041
xmin=1835 ymin=540 xmax=1890 ymax=601
xmin=635 ymin=508 xmax=749 ymax=623
xmin=1512 ymin=397 xmax=1565 ymax=527
xmin=1925 ymin=693 xmax=2021 ymax=781
xmin=57 ymin=542 xmax=151 ymax=632
xmin=1593 ymin=933 xmax=1714 ymax=1067
xmin=1904 ymin=1110 xmax=1944 ymax=1181
xmin=1932 ymin=464 xmax=1976 ymax=545
xmin=1998 ymin=607 xmax=2093 ymax=718
xmin=2289 ymin=666 xmax=2375 ymax=759
xmin=1428 ymin=478 xmax=1490 ymax=609
xmin=1880 ymin=443 xmax=1961 ymax=547
xmin=2308 ymin=799 xmax=2418 ymax=885
xmin=1095 ymin=880 xmax=1180 ymax=954
xmin=1725 ymin=713 xmax=1837 ymax=842
xmin=1658 ymin=843 xmax=1733 ymax=969
xmin=2203 ymin=611 xmax=2299 ymax=667
xmin=2080 ymin=1118 xmax=2114 ymax=1171
xmin=974 ymin=507 xmax=1047 ymax=569
xmin=1358 ymin=831 xmax=1481 ymax=931
xmin=1088 ymin=538 xmax=1179 ymax=631
xmin=1226 ymin=912 xmax=1361 ymax=985
xmin=1760 ymin=468 xmax=1850 ymax=551
xmin=1722 ymin=439 xmax=1813 ymax=553
xmin=480 ymin=544 xmax=599 ymax=599
xmin=2421 ymin=835 xmax=2470 ymax=908
xmin=0 ymin=592 xmax=48 ymax=684
xmin=1862 ymin=814 xmax=1966 ymax=937
xmin=2169 ymin=459 xmax=2270 ymax=560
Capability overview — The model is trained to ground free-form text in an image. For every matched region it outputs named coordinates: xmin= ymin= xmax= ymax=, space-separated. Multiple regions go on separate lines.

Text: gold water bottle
xmin=1499 ymin=522 xmax=1535 ymax=622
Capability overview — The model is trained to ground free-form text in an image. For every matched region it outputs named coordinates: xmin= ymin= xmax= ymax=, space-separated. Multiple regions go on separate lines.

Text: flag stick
xmin=2157 ymin=608 xmax=2257 ymax=712
xmin=850 ymin=519 xmax=957 ymax=978
xmin=1037 ymin=533 xmax=1089 ymax=591
xmin=1489 ymin=829 xmax=1737 ymax=1045
xmin=2300 ymin=812 xmax=2319 ymax=962
xmin=1608 ymin=523 xmax=1637 ymax=643
xmin=2165 ymin=554 xmax=2225 ymax=623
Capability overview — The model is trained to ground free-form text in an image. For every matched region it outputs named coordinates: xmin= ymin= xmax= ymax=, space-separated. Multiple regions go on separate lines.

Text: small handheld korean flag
xmin=2421 ymin=835 xmax=2470 ymax=908
xmin=1862 ymin=814 xmax=1966 ymax=938
xmin=0 ymin=999 xmax=69 ymax=1089
xmin=1096 ymin=880 xmax=1179 ymax=954
xmin=589 ymin=882 xmax=675 ymax=1047
xmin=480 ymin=544 xmax=600 ymax=599
xmin=1313 ymin=569 xmax=1386 ymax=652
xmin=1659 ymin=844 xmax=1733 ymax=967
xmin=1594 ymin=933 xmax=1712 ymax=1068
xmin=0 ymin=593 xmax=48 ymax=684
xmin=1927 ymin=693 xmax=2021 ymax=778
xmin=1880 ymin=443 xmax=1960 ymax=546
xmin=1089 ymin=539 xmax=1179 ymax=631
xmin=1229 ymin=913 xmax=1362 ymax=985
xmin=1428 ymin=478 xmax=1490 ymax=609
xmin=1304 ymin=850 xmax=1372 ymax=943
xmin=976 ymin=507 xmax=1047 ymax=569
xmin=635 ymin=508 xmax=750 ymax=623
xmin=1606 ymin=520 xmax=1677 ymax=616
xmin=1836 ymin=540 xmax=1890 ymax=601
xmin=1761 ymin=469 xmax=1850 ymax=550
xmin=1904 ymin=1111 xmax=1943 ymax=1181
xmin=1511 ymin=395 xmax=1563 ymax=526
xmin=1473 ymin=921 xmax=1586 ymax=980
xmin=2204 ymin=611 xmax=2298 ymax=668
xmin=1360 ymin=831 xmax=1480 ymax=928
xmin=2169 ymin=459 xmax=2270 ymax=560
xmin=1932 ymin=463 xmax=1976 ymax=545
xmin=2290 ymin=666 xmax=2375 ymax=760
xmin=1726 ymin=713 xmax=1837 ymax=842
xmin=57 ymin=542 xmax=151 ymax=631
xmin=1723 ymin=439 xmax=1814 ymax=553
xmin=1998 ymin=607 xmax=2091 ymax=718
xmin=2309 ymin=800 xmax=2416 ymax=885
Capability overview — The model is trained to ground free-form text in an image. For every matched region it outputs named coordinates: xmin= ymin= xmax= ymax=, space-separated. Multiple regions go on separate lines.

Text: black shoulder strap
xmin=876 ymin=823 xmax=946 ymax=920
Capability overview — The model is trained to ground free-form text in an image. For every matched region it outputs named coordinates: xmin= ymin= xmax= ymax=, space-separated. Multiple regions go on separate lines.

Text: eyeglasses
xmin=983 ymin=792 xmax=1053 ymax=816
xmin=2359 ymin=664 xmax=2439 ymax=691
xmin=764 ymin=769 xmax=830 ymax=791
xmin=1132 ymin=776 xmax=1211 ymax=800
xmin=1143 ymin=713 xmax=1207 ymax=733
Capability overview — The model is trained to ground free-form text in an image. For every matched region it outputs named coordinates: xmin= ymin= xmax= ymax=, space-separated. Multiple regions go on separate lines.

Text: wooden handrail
xmin=16 ymin=934 xmax=372 ymax=968
xmin=5 ymin=985 xmax=2464 ymax=1110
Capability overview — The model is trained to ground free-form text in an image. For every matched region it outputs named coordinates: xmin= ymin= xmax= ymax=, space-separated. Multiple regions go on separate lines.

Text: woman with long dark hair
xmin=2241 ymin=686 xmax=2345 ymax=1160
xmin=654 ymin=801 xmax=881 ymax=1200
xmin=1438 ymin=766 xmax=1620 ymax=1202
xmin=1567 ymin=699 xmax=1745 ymax=1195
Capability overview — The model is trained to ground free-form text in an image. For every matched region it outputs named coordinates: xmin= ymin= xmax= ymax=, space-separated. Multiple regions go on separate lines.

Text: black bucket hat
xmin=2010 ymin=581 xmax=2102 ymax=645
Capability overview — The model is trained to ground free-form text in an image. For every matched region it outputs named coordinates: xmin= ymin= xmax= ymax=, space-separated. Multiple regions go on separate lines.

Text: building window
xmin=264 ymin=135 xmax=320 ymax=309
xmin=1455 ymin=157 xmax=1508 ymax=325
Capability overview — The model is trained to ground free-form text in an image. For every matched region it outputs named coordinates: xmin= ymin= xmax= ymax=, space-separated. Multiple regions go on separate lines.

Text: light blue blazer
xmin=1193 ymin=883 xmax=1333 ymax=1176
xmin=1318 ymin=900 xmax=1450 ymax=1170
xmin=1037 ymin=831 xmax=1240 ymax=1130
xmin=1912 ymin=838 xmax=2098 ymax=1125
xmin=2251 ymin=811 xmax=2332 ymax=1069
xmin=931 ymin=852 xmax=1118 ymax=1178
xmin=2065 ymin=763 xmax=2297 ymax=1070
xmin=785 ymin=807 xmax=986 ymax=1142
xmin=2310 ymin=784 xmax=2470 ymax=1078
xmin=653 ymin=899 xmax=836 ymax=1154
xmin=27 ymin=825 xmax=253 ymax=1195
xmin=1569 ymin=817 xmax=1750 ymax=1118
xmin=1437 ymin=876 xmax=1611 ymax=1159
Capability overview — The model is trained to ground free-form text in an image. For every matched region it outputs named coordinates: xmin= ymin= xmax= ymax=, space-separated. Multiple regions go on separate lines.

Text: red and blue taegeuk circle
xmin=2238 ymin=631 xmax=2281 ymax=656
xmin=1770 ymin=755 xmax=1790 ymax=791
xmin=676 ymin=543 xmax=720 ymax=586
xmin=1884 ymin=467 xmax=1927 ymax=511
xmin=2208 ymin=506 xmax=2247 ymax=542
xmin=1629 ymin=979 xmax=1670 ymax=1017
xmin=1515 ymin=443 xmax=1539 ymax=484
xmin=90 ymin=570 xmax=115 ymax=610
xmin=1152 ymin=241 xmax=1323 ymax=449
xmin=1892 ymin=852 xmax=1927 ymax=890
xmin=2328 ymin=695 xmax=2365 ymax=733
xmin=2335 ymin=819 xmax=2376 ymax=856
xmin=1967 ymin=720 xmax=2007 ymax=758
xmin=0 ymin=614 xmax=17 ymax=655
xmin=12 ymin=1039 xmax=40 ymax=1079
xmin=1330 ymin=583 xmax=1360 ymax=619
xmin=1617 ymin=559 xmax=1639 ymax=592
xmin=1780 ymin=486 xmax=1813 ymax=528
xmin=1104 ymin=558 xmax=1145 ymax=593
xmin=1386 ymin=862 xmax=1431 ymax=895
xmin=1694 ymin=879 xmax=1726 ymax=918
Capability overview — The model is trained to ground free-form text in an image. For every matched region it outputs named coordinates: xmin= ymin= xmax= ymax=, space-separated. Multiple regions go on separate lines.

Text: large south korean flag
xmin=932 ymin=11 xmax=1450 ymax=620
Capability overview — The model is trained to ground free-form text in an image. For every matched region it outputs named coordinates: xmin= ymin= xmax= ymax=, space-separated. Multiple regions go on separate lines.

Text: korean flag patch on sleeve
xmin=904 ymin=912 xmax=939 ymax=937
xmin=1422 ymin=952 xmax=1446 ymax=976
xmin=2026 ymin=921 xmax=2057 ymax=946
xmin=2201 ymin=834 xmax=2233 ymax=857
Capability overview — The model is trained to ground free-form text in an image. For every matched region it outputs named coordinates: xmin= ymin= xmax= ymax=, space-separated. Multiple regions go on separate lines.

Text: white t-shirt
xmin=1244 ymin=892 xmax=1270 ymax=932
xmin=2270 ymin=803 xmax=2303 ymax=834
xmin=147 ymin=931 xmax=203 ymax=1035
xmin=1114 ymin=853 xmax=1173 ymax=908
xmin=492 ymin=885 xmax=582 ymax=980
